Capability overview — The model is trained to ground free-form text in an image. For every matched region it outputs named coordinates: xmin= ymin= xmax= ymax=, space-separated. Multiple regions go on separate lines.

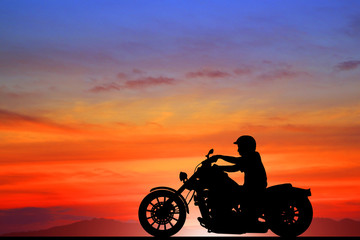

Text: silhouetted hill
xmin=2 ymin=217 xmax=360 ymax=236
xmin=303 ymin=218 xmax=360 ymax=236
xmin=2 ymin=218 xmax=147 ymax=236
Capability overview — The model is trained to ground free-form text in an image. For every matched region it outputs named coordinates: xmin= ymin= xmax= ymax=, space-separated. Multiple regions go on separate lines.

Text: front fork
xmin=177 ymin=170 xmax=212 ymax=225
xmin=194 ymin=190 xmax=212 ymax=225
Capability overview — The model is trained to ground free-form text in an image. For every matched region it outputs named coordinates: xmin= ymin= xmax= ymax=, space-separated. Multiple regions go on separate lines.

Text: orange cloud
xmin=0 ymin=109 xmax=80 ymax=134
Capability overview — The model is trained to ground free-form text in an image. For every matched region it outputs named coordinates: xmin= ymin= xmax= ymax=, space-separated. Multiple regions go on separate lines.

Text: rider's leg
xmin=242 ymin=190 xmax=267 ymax=231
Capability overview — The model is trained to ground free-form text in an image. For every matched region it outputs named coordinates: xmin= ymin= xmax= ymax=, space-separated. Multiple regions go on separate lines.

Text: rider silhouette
xmin=208 ymin=135 xmax=267 ymax=228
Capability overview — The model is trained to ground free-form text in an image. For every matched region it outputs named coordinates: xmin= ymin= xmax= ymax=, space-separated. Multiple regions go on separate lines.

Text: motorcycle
xmin=138 ymin=149 xmax=313 ymax=237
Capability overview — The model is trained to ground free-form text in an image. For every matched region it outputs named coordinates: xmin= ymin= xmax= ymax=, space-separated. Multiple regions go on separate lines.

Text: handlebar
xmin=194 ymin=159 xmax=212 ymax=173
xmin=201 ymin=159 xmax=213 ymax=168
xmin=194 ymin=149 xmax=215 ymax=172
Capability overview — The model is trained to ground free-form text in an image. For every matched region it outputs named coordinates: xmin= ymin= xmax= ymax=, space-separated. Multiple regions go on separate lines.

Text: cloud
xmin=186 ymin=69 xmax=231 ymax=78
xmin=334 ymin=60 xmax=360 ymax=71
xmin=132 ymin=69 xmax=146 ymax=74
xmin=89 ymin=76 xmax=176 ymax=93
xmin=256 ymin=68 xmax=306 ymax=82
xmin=0 ymin=168 xmax=126 ymax=188
xmin=0 ymin=44 xmax=121 ymax=76
xmin=0 ymin=85 xmax=35 ymax=99
xmin=0 ymin=109 xmax=79 ymax=134
xmin=0 ymin=109 xmax=37 ymax=124
xmin=234 ymin=67 xmax=253 ymax=76
xmin=89 ymin=82 xmax=122 ymax=93
xmin=271 ymin=165 xmax=360 ymax=183
xmin=116 ymin=72 xmax=127 ymax=79
xmin=0 ymin=173 xmax=45 ymax=186
xmin=344 ymin=16 xmax=360 ymax=38
xmin=125 ymin=77 xmax=175 ymax=88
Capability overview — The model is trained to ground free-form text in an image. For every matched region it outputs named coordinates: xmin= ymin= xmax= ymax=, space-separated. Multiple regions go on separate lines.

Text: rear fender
xmin=265 ymin=183 xmax=311 ymax=205
xmin=150 ymin=187 xmax=189 ymax=213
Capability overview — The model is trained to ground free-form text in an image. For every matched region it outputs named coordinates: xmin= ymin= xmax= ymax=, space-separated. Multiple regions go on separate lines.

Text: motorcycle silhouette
xmin=138 ymin=149 xmax=313 ymax=237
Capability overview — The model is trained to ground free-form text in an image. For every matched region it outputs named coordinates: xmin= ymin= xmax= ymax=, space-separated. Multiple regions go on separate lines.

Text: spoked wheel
xmin=268 ymin=197 xmax=313 ymax=237
xmin=138 ymin=190 xmax=186 ymax=237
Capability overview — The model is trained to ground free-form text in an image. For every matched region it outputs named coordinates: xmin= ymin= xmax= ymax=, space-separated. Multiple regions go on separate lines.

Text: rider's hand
xmin=209 ymin=155 xmax=220 ymax=163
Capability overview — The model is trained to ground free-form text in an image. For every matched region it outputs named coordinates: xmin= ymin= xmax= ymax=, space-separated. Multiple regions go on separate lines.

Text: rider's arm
xmin=216 ymin=155 xmax=241 ymax=164
xmin=215 ymin=164 xmax=239 ymax=172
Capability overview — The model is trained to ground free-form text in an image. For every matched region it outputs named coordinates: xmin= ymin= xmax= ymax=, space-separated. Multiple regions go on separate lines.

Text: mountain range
xmin=2 ymin=217 xmax=360 ymax=236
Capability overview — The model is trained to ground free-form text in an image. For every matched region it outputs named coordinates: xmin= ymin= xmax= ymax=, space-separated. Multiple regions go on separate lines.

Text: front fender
xmin=150 ymin=186 xmax=189 ymax=213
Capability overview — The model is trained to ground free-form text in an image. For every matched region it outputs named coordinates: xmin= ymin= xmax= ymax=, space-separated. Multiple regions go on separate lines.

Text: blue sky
xmin=2 ymin=0 xmax=360 ymax=72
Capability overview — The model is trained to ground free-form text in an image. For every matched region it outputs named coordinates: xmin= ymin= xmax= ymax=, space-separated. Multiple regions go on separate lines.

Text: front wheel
xmin=138 ymin=190 xmax=186 ymax=237
xmin=268 ymin=197 xmax=313 ymax=237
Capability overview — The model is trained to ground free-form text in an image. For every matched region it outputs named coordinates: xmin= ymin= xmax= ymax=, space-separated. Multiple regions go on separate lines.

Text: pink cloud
xmin=116 ymin=72 xmax=127 ymax=79
xmin=334 ymin=60 xmax=360 ymax=71
xmin=125 ymin=77 xmax=175 ymax=88
xmin=257 ymin=69 xmax=306 ymax=81
xmin=132 ymin=69 xmax=145 ymax=74
xmin=186 ymin=69 xmax=231 ymax=78
xmin=234 ymin=67 xmax=253 ymax=76
xmin=89 ymin=82 xmax=122 ymax=93
xmin=89 ymin=77 xmax=175 ymax=92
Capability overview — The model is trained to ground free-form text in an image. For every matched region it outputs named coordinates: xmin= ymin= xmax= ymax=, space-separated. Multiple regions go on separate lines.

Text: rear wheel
xmin=268 ymin=197 xmax=313 ymax=237
xmin=138 ymin=190 xmax=186 ymax=237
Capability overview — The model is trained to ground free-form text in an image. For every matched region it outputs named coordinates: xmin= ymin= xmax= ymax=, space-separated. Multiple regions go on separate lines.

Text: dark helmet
xmin=234 ymin=135 xmax=256 ymax=152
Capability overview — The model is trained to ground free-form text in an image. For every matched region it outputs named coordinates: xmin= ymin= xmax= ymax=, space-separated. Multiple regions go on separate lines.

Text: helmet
xmin=233 ymin=135 xmax=256 ymax=152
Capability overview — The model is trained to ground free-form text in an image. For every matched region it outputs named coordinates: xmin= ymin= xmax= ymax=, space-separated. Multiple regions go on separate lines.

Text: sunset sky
xmin=1 ymin=0 xmax=360 ymax=235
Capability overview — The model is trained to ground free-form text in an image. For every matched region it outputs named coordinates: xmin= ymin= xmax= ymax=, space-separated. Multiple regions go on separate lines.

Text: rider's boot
xmin=197 ymin=217 xmax=208 ymax=227
xmin=244 ymin=215 xmax=267 ymax=232
xmin=242 ymin=207 xmax=267 ymax=232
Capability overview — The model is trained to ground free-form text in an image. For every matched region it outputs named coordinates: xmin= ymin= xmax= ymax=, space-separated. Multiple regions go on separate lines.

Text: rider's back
xmin=237 ymin=151 xmax=267 ymax=191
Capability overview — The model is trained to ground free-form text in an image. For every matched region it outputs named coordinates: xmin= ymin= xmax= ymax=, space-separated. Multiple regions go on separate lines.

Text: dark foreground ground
xmin=2 ymin=237 xmax=359 ymax=239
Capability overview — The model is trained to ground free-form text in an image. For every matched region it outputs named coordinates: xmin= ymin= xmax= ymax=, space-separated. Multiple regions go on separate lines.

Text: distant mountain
xmin=303 ymin=218 xmax=360 ymax=236
xmin=2 ymin=218 xmax=147 ymax=236
xmin=3 ymin=217 xmax=360 ymax=236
